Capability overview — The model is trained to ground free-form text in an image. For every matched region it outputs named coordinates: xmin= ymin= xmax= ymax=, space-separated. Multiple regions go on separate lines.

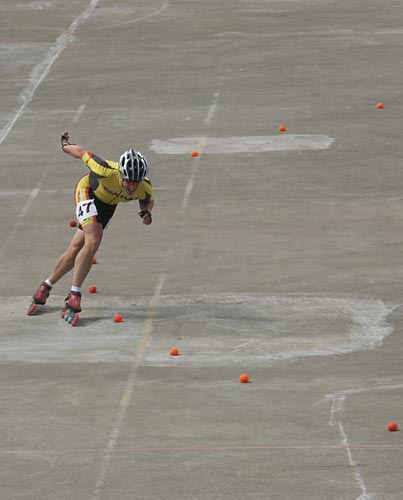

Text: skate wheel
xmin=63 ymin=308 xmax=79 ymax=326
xmin=63 ymin=309 xmax=73 ymax=323
xmin=27 ymin=303 xmax=37 ymax=316
xmin=61 ymin=309 xmax=66 ymax=319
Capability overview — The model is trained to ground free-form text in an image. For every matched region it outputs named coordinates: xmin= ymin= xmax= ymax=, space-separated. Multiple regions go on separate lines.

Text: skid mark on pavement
xmin=5 ymin=293 xmax=396 ymax=364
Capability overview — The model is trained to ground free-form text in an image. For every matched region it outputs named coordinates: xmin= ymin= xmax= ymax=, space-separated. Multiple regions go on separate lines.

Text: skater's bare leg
xmin=61 ymin=224 xmax=102 ymax=326
xmin=27 ymin=229 xmax=85 ymax=315
xmin=48 ymin=229 xmax=85 ymax=285
xmin=71 ymin=223 xmax=103 ymax=287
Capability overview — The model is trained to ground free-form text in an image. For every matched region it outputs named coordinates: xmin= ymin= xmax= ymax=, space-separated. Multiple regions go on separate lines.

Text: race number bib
xmin=76 ymin=199 xmax=98 ymax=223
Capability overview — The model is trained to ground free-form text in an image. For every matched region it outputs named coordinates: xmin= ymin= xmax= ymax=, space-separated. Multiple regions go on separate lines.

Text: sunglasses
xmin=123 ymin=179 xmax=141 ymax=185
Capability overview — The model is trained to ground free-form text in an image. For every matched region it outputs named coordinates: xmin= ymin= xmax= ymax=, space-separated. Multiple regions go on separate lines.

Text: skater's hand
xmin=138 ymin=210 xmax=152 ymax=225
xmin=61 ymin=131 xmax=70 ymax=147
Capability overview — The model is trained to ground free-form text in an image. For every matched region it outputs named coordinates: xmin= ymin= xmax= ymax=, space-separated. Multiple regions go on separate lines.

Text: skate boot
xmin=61 ymin=291 xmax=82 ymax=327
xmin=27 ymin=281 xmax=52 ymax=315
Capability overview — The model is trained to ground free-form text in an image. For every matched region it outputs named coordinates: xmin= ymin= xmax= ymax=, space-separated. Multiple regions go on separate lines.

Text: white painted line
xmin=0 ymin=0 xmax=100 ymax=146
xmin=323 ymin=383 xmax=403 ymax=425
xmin=0 ymin=183 xmax=42 ymax=263
xmin=338 ymin=422 xmax=369 ymax=500
xmin=0 ymin=1 xmax=101 ymax=263
xmin=329 ymin=384 xmax=403 ymax=398
xmin=321 ymin=384 xmax=403 ymax=499
xmin=136 ymin=273 xmax=166 ymax=359
xmin=20 ymin=187 xmax=41 ymax=218
xmin=0 ymin=189 xmax=78 ymax=196
xmin=180 ymin=78 xmax=223 ymax=211
xmin=204 ymin=76 xmax=224 ymax=126
xmin=92 ymin=76 xmax=223 ymax=498
xmin=72 ymin=103 xmax=86 ymax=123
xmin=328 ymin=394 xmax=346 ymax=427
xmin=91 ymin=274 xmax=166 ymax=500
xmin=151 ymin=134 xmax=334 ymax=154
xmin=181 ymin=150 xmax=200 ymax=211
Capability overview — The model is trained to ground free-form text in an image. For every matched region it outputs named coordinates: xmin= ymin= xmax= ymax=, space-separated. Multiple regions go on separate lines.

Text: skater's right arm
xmin=61 ymin=131 xmax=116 ymax=177
xmin=61 ymin=131 xmax=87 ymax=159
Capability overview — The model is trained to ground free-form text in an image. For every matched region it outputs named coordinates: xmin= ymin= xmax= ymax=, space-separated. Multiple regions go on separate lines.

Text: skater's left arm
xmin=138 ymin=199 xmax=154 ymax=225
xmin=137 ymin=179 xmax=154 ymax=225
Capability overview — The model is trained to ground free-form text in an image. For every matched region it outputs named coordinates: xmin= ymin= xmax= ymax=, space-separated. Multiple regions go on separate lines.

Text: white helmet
xmin=119 ymin=148 xmax=148 ymax=181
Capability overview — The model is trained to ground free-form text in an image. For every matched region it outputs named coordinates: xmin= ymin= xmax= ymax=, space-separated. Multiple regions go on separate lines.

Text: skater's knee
xmin=83 ymin=237 xmax=101 ymax=254
xmin=65 ymin=234 xmax=85 ymax=260
xmin=65 ymin=244 xmax=82 ymax=262
xmin=82 ymin=224 xmax=103 ymax=254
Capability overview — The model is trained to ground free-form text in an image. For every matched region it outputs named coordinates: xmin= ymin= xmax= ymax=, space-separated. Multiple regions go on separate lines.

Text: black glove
xmin=138 ymin=210 xmax=152 ymax=224
xmin=61 ymin=133 xmax=70 ymax=147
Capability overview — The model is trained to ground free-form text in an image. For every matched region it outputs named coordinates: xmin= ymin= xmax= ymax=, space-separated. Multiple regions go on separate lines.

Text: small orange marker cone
xmin=169 ymin=347 xmax=179 ymax=356
xmin=92 ymin=257 xmax=97 ymax=264
xmin=113 ymin=314 xmax=123 ymax=323
xmin=69 ymin=219 xmax=77 ymax=227
xmin=387 ymin=421 xmax=398 ymax=431
xmin=191 ymin=151 xmax=199 ymax=157
xmin=88 ymin=285 xmax=97 ymax=293
xmin=278 ymin=125 xmax=286 ymax=132
xmin=376 ymin=102 xmax=384 ymax=109
xmin=239 ymin=373 xmax=250 ymax=383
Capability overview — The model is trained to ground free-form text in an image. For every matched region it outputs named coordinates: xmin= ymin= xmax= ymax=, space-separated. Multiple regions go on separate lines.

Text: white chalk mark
xmin=3 ymin=294 xmax=395 ymax=364
xmin=328 ymin=394 xmax=346 ymax=427
xmin=151 ymin=135 xmax=334 ymax=154
xmin=73 ymin=103 xmax=86 ymax=123
xmin=0 ymin=183 xmax=42 ymax=263
xmin=181 ymin=139 xmax=205 ymax=210
xmin=338 ymin=422 xmax=370 ymax=500
xmin=27 ymin=1 xmax=51 ymax=9
xmin=74 ymin=1 xmax=170 ymax=33
xmin=180 ymin=77 xmax=224 ymax=211
xmin=231 ymin=339 xmax=255 ymax=353
xmin=0 ymin=189 xmax=83 ymax=197
xmin=20 ymin=187 xmax=41 ymax=218
xmin=204 ymin=76 xmax=224 ymax=126
xmin=0 ymin=1 xmax=100 ymax=260
xmin=338 ymin=422 xmax=356 ymax=467
xmin=325 ymin=384 xmax=403 ymax=408
xmin=322 ymin=384 xmax=403 ymax=500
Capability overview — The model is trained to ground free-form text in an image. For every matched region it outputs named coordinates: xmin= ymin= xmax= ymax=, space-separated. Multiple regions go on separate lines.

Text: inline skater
xmin=27 ymin=131 xmax=154 ymax=326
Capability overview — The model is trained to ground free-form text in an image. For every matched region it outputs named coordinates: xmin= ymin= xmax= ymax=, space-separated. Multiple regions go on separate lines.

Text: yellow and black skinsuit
xmin=74 ymin=151 xmax=153 ymax=228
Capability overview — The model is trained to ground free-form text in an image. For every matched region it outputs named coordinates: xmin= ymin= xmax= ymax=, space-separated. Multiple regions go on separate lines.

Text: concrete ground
xmin=1 ymin=0 xmax=403 ymax=498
